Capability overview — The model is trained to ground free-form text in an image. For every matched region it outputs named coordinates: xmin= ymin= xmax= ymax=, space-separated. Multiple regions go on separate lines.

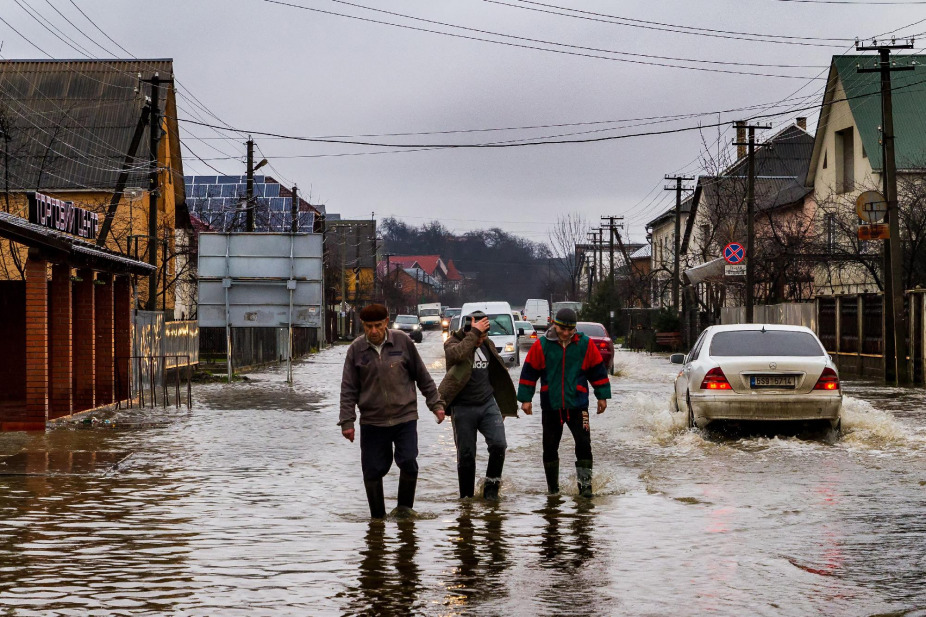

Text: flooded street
xmin=2 ymin=331 xmax=926 ymax=616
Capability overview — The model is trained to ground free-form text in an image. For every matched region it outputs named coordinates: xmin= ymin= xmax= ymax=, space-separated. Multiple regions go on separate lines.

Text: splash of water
xmin=839 ymin=395 xmax=926 ymax=450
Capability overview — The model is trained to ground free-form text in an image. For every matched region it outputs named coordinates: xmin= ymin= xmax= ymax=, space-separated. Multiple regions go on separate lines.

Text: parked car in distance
xmin=524 ymin=298 xmax=551 ymax=330
xmin=392 ymin=314 xmax=423 ymax=343
xmin=576 ymin=321 xmax=613 ymax=374
xmin=515 ymin=320 xmax=538 ymax=351
xmin=670 ymin=324 xmax=842 ymax=431
xmin=442 ymin=307 xmax=462 ymax=331
xmin=460 ymin=301 xmax=519 ymax=367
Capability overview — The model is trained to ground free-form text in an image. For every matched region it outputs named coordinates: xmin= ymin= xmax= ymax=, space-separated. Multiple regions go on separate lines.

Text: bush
xmin=652 ymin=307 xmax=680 ymax=332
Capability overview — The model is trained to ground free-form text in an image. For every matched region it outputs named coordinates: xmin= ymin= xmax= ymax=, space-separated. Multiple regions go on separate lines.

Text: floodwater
xmin=1 ymin=331 xmax=926 ymax=615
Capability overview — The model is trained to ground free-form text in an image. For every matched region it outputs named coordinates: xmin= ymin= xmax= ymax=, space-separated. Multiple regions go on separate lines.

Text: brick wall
xmin=114 ymin=276 xmax=131 ymax=401
xmin=22 ymin=256 xmax=47 ymax=430
xmin=48 ymin=263 xmax=72 ymax=419
xmin=95 ymin=274 xmax=114 ymax=406
xmin=72 ymin=268 xmax=95 ymax=412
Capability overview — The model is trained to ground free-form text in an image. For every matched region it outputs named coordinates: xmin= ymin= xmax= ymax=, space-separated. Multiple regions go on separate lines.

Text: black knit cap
xmin=359 ymin=303 xmax=389 ymax=322
xmin=553 ymin=308 xmax=578 ymax=327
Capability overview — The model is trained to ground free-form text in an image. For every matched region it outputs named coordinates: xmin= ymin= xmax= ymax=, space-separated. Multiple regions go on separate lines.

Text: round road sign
xmin=856 ymin=190 xmax=887 ymax=223
xmin=723 ymin=242 xmax=745 ymax=264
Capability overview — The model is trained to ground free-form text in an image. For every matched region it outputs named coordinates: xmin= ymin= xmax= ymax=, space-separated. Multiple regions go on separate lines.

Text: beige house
xmin=806 ymin=54 xmax=926 ymax=295
xmin=646 ymin=196 xmax=691 ymax=308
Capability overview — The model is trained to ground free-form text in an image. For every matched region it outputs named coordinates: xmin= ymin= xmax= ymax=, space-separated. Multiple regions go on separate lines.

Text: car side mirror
xmin=670 ymin=353 xmax=686 ymax=364
xmin=518 ymin=328 xmax=524 ymax=336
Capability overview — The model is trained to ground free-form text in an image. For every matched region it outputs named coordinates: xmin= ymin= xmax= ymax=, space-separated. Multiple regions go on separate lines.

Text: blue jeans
xmin=451 ymin=399 xmax=507 ymax=472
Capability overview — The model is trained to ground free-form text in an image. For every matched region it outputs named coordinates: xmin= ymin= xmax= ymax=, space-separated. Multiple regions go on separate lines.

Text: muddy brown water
xmin=1 ymin=331 xmax=925 ymax=615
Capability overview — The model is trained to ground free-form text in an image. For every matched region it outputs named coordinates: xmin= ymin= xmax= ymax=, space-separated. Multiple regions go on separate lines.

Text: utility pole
xmin=733 ymin=121 xmax=772 ymax=323
xmin=664 ymin=176 xmax=694 ymax=313
xmin=858 ymin=38 xmax=915 ymax=384
xmin=601 ymin=216 xmax=626 ymax=336
xmin=246 ymin=137 xmax=255 ymax=232
xmin=384 ymin=252 xmax=394 ymax=310
xmin=586 ymin=231 xmax=599 ymax=296
xmin=139 ymin=72 xmax=173 ymax=312
xmin=291 ymin=185 xmax=299 ymax=233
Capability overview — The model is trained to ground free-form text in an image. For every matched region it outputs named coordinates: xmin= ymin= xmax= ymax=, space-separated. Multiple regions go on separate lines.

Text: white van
xmin=417 ymin=302 xmax=442 ymax=329
xmin=523 ymin=298 xmax=551 ymax=330
xmin=459 ymin=301 xmax=520 ymax=367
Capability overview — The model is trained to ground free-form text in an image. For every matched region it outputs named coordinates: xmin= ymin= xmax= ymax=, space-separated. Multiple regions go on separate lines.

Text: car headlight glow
xmin=414 ymin=324 xmax=421 ymax=330
xmin=504 ymin=342 xmax=515 ymax=352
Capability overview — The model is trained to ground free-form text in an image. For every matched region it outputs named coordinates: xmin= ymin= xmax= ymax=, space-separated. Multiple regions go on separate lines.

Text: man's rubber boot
xmin=543 ymin=460 xmax=560 ymax=494
xmin=364 ymin=479 xmax=386 ymax=519
xmin=576 ymin=460 xmax=593 ymax=498
xmin=396 ymin=471 xmax=417 ymax=515
xmin=458 ymin=464 xmax=476 ymax=499
xmin=483 ymin=451 xmax=505 ymax=501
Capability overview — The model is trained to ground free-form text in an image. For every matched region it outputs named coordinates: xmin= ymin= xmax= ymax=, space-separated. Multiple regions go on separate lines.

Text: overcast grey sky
xmin=2 ymin=0 xmax=923 ymax=243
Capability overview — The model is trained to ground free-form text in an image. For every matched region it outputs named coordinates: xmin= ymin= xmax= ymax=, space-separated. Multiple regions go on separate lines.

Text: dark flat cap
xmin=359 ymin=303 xmax=389 ymax=322
xmin=553 ymin=308 xmax=577 ymax=327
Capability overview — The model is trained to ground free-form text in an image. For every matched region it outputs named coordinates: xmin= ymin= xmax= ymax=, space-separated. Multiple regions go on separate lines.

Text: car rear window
xmin=396 ymin=316 xmax=418 ymax=324
xmin=709 ymin=330 xmax=824 ymax=357
xmin=577 ymin=323 xmax=607 ymax=337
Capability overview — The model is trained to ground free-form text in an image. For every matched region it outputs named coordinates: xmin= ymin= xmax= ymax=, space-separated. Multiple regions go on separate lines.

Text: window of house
xmin=822 ymin=150 xmax=828 ymax=169
xmin=825 ymin=213 xmax=836 ymax=253
xmin=700 ymin=224 xmax=710 ymax=246
xmin=835 ymin=128 xmax=855 ymax=194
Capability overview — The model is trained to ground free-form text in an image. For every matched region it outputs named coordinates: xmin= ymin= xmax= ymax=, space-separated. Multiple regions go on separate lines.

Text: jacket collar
xmin=363 ymin=329 xmax=395 ymax=350
xmin=544 ymin=327 xmax=581 ymax=346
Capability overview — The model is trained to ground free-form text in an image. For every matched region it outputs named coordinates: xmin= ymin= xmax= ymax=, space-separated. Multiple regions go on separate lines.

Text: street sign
xmin=858 ymin=223 xmax=889 ymax=241
xmin=856 ymin=190 xmax=887 ymax=223
xmin=725 ymin=264 xmax=746 ymax=277
xmin=723 ymin=242 xmax=745 ymax=264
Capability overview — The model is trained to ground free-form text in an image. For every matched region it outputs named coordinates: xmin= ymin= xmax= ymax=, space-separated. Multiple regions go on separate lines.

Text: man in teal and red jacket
xmin=517 ymin=308 xmax=611 ymax=497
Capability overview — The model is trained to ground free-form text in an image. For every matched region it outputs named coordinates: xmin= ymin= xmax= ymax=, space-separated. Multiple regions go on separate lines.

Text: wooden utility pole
xmin=139 ymin=72 xmax=172 ymax=311
xmin=733 ymin=122 xmax=771 ymax=323
xmin=858 ymin=39 xmax=915 ymax=384
xmin=291 ymin=185 xmax=299 ymax=233
xmin=246 ymin=137 xmax=255 ymax=232
xmin=664 ymin=176 xmax=694 ymax=313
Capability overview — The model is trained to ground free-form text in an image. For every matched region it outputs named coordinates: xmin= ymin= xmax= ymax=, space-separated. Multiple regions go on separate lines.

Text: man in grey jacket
xmin=339 ymin=304 xmax=445 ymax=519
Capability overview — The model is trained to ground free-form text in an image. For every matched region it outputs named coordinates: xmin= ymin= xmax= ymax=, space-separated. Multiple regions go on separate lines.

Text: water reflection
xmin=350 ymin=520 xmax=421 ymax=616
xmin=444 ymin=505 xmax=511 ymax=613
xmin=539 ymin=495 xmax=595 ymax=570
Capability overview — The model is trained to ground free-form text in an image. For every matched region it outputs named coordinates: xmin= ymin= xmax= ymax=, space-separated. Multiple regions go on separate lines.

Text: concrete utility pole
xmin=601 ymin=216 xmax=628 ymax=336
xmin=586 ymin=230 xmax=600 ymax=296
xmin=664 ymin=176 xmax=694 ymax=312
xmin=858 ymin=39 xmax=915 ymax=384
xmin=733 ymin=121 xmax=771 ymax=323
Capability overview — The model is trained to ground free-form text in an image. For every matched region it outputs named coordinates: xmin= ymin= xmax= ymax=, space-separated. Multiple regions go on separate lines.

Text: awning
xmin=684 ymin=257 xmax=726 ymax=286
xmin=0 ymin=211 xmax=154 ymax=276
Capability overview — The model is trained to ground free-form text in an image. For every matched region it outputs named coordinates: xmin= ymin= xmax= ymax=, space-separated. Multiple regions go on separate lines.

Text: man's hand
xmin=342 ymin=427 xmax=355 ymax=442
xmin=435 ymin=409 xmax=446 ymax=424
xmin=597 ymin=399 xmax=607 ymax=415
xmin=473 ymin=317 xmax=490 ymax=335
xmin=521 ymin=401 xmax=533 ymax=415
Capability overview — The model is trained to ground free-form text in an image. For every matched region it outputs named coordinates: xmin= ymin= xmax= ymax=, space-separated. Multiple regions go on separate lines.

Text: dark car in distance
xmin=576 ymin=321 xmax=614 ymax=374
xmin=392 ymin=314 xmax=423 ymax=343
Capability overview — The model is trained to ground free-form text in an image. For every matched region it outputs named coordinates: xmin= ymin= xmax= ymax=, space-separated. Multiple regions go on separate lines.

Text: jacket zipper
xmin=561 ymin=342 xmax=566 ymax=409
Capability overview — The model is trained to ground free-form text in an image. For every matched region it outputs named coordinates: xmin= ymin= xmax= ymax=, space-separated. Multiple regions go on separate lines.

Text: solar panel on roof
xmin=265 ymin=184 xmax=280 ymax=197
xmin=218 ymin=176 xmax=238 ymax=184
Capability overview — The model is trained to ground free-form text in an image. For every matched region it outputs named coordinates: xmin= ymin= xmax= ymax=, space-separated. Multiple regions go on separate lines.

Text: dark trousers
xmin=360 ymin=420 xmax=419 ymax=481
xmin=542 ymin=408 xmax=592 ymax=465
xmin=450 ymin=399 xmax=507 ymax=472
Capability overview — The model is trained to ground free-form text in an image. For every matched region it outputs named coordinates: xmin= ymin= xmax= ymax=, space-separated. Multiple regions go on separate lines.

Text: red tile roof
xmin=390 ymin=255 xmax=445 ymax=276
xmin=445 ymin=259 xmax=463 ymax=281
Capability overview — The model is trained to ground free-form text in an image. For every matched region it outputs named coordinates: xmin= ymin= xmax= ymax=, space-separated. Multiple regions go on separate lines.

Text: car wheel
xmin=608 ymin=359 xmax=614 ymax=375
xmin=686 ymin=392 xmax=695 ymax=429
xmin=516 ymin=347 xmax=521 ymax=367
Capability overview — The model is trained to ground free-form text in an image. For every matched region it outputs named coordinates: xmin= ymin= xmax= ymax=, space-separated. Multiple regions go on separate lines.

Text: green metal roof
xmin=834 ymin=54 xmax=926 ymax=171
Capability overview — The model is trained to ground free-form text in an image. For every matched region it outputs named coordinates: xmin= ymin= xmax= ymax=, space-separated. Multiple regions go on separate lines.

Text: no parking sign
xmin=723 ymin=242 xmax=745 ymax=264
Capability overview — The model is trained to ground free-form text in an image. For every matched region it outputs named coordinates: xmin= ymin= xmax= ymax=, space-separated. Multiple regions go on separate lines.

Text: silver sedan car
xmin=671 ymin=324 xmax=842 ymax=431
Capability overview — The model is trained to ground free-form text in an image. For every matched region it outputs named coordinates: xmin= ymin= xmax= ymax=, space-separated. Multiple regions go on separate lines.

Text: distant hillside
xmin=380 ymin=218 xmax=554 ymax=304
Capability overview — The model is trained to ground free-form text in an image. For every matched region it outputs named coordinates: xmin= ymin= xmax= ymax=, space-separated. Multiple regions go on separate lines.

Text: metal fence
xmin=132 ymin=311 xmax=199 ymax=406
xmin=720 ymin=303 xmax=816 ymax=329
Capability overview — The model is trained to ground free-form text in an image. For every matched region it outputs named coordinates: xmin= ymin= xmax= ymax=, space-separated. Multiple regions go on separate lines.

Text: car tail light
xmin=597 ymin=341 xmax=608 ymax=350
xmin=813 ymin=367 xmax=840 ymax=390
xmin=700 ymin=367 xmax=732 ymax=390
xmin=530 ymin=332 xmax=537 ymax=339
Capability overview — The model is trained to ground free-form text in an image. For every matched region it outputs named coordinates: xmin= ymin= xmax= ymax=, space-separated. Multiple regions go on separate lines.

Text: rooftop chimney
xmin=735 ymin=121 xmax=746 ymax=160
xmin=796 ymin=117 xmax=807 ymax=130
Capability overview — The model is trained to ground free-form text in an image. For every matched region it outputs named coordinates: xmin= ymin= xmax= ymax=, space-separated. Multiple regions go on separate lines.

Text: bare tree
xmin=548 ymin=212 xmax=588 ymax=300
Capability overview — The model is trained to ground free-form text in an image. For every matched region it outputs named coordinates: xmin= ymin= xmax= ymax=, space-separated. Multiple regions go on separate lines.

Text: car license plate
xmin=750 ymin=375 xmax=796 ymax=389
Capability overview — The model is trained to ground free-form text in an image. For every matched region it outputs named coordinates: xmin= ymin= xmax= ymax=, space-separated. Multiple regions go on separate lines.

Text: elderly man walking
xmin=439 ymin=311 xmax=518 ymax=501
xmin=339 ymin=304 xmax=445 ymax=519
xmin=517 ymin=308 xmax=611 ymax=497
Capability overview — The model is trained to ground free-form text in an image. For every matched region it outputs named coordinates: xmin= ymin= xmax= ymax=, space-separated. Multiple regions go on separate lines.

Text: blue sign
xmin=723 ymin=242 xmax=745 ymax=264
